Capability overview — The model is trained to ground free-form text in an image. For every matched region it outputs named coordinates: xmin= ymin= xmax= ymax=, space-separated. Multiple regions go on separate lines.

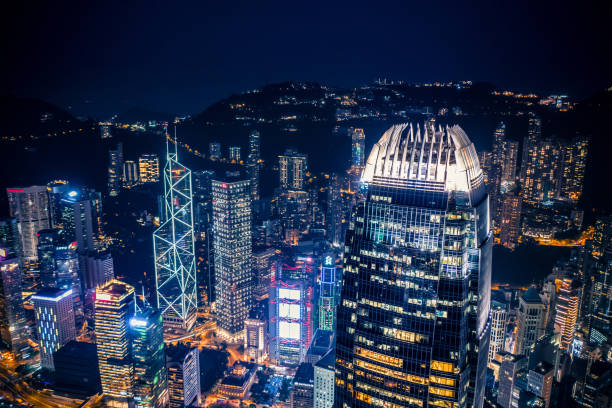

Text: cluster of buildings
xmin=479 ymin=115 xmax=589 ymax=248
xmin=107 ymin=142 xmax=160 ymax=195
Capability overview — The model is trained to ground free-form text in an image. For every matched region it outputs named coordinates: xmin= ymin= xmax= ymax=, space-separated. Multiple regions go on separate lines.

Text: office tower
xmin=499 ymin=193 xmax=522 ymax=249
xmin=123 ymin=160 xmax=140 ymax=188
xmin=515 ymin=287 xmax=546 ymax=355
xmin=32 ymin=288 xmax=76 ymax=370
xmin=101 ymin=123 xmax=112 ymax=139
xmin=212 ymin=175 xmax=252 ymax=339
xmin=559 ymin=136 xmax=589 ymax=203
xmin=554 ymin=279 xmax=580 ymax=350
xmin=6 ymin=185 xmax=50 ymax=260
xmin=54 ymin=243 xmax=84 ymax=322
xmin=291 ymin=363 xmax=314 ymax=408
xmin=81 ymin=250 xmax=115 ymax=290
xmin=166 ymin=344 xmax=201 ymax=408
xmin=317 ymin=254 xmax=337 ymax=331
xmin=325 ymin=174 xmax=345 ymax=246
xmin=253 ymin=247 xmax=276 ymax=299
xmin=497 ymin=353 xmax=528 ymax=408
xmin=130 ymin=307 xmax=169 ymax=408
xmin=108 ymin=143 xmax=124 ymax=196
xmin=488 ymin=300 xmax=508 ymax=366
xmin=209 ymin=142 xmax=221 ymax=159
xmin=60 ymin=188 xmax=103 ymax=253
xmin=138 ymin=154 xmax=160 ymax=183
xmin=95 ymin=279 xmax=135 ymax=408
xmin=335 ymin=123 xmax=492 ymax=408
xmin=247 ymin=130 xmax=261 ymax=200
xmin=269 ymin=260 xmax=314 ymax=367
xmin=305 ymin=329 xmax=335 ymax=365
xmin=193 ymin=170 xmax=216 ymax=235
xmin=588 ymin=248 xmax=612 ymax=345
xmin=0 ymin=252 xmax=29 ymax=359
xmin=349 ymin=127 xmax=366 ymax=170
xmin=314 ymin=350 xmax=335 ymax=408
xmin=47 ymin=181 xmax=71 ymax=228
xmin=527 ymin=361 xmax=553 ymax=408
xmin=244 ymin=309 xmax=267 ymax=363
xmin=37 ymin=228 xmax=62 ymax=288
xmin=53 ymin=340 xmax=102 ymax=397
xmin=0 ymin=218 xmax=20 ymax=258
xmin=279 ymin=148 xmax=308 ymax=190
xmin=229 ymin=146 xmax=241 ymax=162
xmin=154 ymin=141 xmax=197 ymax=333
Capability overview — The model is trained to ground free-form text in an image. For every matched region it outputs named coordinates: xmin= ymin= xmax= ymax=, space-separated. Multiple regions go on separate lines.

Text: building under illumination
xmin=32 ymin=288 xmax=76 ymax=370
xmin=166 ymin=344 xmax=201 ymax=408
xmin=515 ymin=287 xmax=546 ymax=355
xmin=108 ymin=143 xmax=124 ymax=196
xmin=139 ymin=154 xmax=160 ymax=183
xmin=0 ymin=251 xmax=30 ymax=359
xmin=95 ymin=279 xmax=135 ymax=408
xmin=229 ymin=146 xmax=241 ymax=162
xmin=279 ymin=148 xmax=308 ymax=191
xmin=154 ymin=140 xmax=198 ymax=332
xmin=334 ymin=122 xmax=492 ymax=408
xmin=247 ymin=130 xmax=261 ymax=200
xmin=488 ymin=301 xmax=508 ymax=367
xmin=212 ymin=174 xmax=252 ymax=340
xmin=130 ymin=307 xmax=169 ymax=408
xmin=209 ymin=142 xmax=221 ymax=160
xmin=554 ymin=279 xmax=580 ymax=350
xmin=123 ymin=160 xmax=140 ymax=188
xmin=317 ymin=254 xmax=337 ymax=331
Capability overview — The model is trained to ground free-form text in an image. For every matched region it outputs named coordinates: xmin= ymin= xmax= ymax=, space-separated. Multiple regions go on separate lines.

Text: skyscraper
xmin=6 ymin=185 xmax=50 ymax=261
xmin=209 ymin=142 xmax=221 ymax=160
xmin=0 ymin=251 xmax=30 ymax=359
xmin=60 ymin=188 xmax=103 ymax=253
xmin=497 ymin=353 xmax=528 ymax=408
xmin=291 ymin=363 xmax=315 ymax=408
xmin=515 ymin=287 xmax=546 ymax=355
xmin=166 ymin=344 xmax=201 ymax=408
xmin=554 ymin=279 xmax=580 ymax=350
xmin=139 ymin=154 xmax=160 ymax=183
xmin=108 ymin=143 xmax=124 ymax=196
xmin=212 ymin=175 xmax=252 ymax=339
xmin=488 ymin=301 xmax=508 ymax=366
xmin=349 ymin=127 xmax=366 ymax=170
xmin=244 ymin=310 xmax=267 ymax=363
xmin=520 ymin=114 xmax=541 ymax=186
xmin=95 ymin=279 xmax=135 ymax=408
xmin=130 ymin=307 xmax=169 ymax=408
xmin=279 ymin=148 xmax=308 ymax=191
xmin=317 ymin=254 xmax=337 ymax=331
xmin=335 ymin=123 xmax=492 ymax=408
xmin=269 ymin=260 xmax=314 ymax=367
xmin=522 ymin=137 xmax=562 ymax=204
xmin=499 ymin=193 xmax=522 ymax=249
xmin=229 ymin=146 xmax=241 ymax=162
xmin=0 ymin=218 xmax=20 ymax=258
xmin=37 ymin=228 xmax=63 ymax=288
xmin=123 ymin=160 xmax=140 ymax=188
xmin=154 ymin=140 xmax=197 ymax=332
xmin=559 ymin=136 xmax=589 ymax=204
xmin=314 ymin=350 xmax=335 ymax=408
xmin=247 ymin=130 xmax=261 ymax=200
xmin=32 ymin=288 xmax=76 ymax=370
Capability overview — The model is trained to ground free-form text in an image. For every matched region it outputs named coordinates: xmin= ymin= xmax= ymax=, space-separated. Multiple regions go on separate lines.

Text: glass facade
xmin=154 ymin=140 xmax=197 ymax=332
xmin=318 ymin=255 xmax=337 ymax=331
xmin=334 ymin=123 xmax=491 ymax=408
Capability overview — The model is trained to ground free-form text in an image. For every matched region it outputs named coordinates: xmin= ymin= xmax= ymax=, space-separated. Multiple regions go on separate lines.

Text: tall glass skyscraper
xmin=317 ymin=254 xmax=337 ymax=331
xmin=154 ymin=139 xmax=197 ymax=332
xmin=334 ymin=122 xmax=491 ymax=408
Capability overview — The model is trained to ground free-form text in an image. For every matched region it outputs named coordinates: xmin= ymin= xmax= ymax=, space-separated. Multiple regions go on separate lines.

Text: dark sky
xmin=4 ymin=0 xmax=609 ymax=118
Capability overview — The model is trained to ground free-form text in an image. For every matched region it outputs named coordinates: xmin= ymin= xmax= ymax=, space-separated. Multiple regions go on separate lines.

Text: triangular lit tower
xmin=154 ymin=128 xmax=197 ymax=333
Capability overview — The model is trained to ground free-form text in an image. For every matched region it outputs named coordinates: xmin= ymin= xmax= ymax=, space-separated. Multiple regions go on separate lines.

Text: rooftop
xmin=522 ymin=286 xmax=543 ymax=303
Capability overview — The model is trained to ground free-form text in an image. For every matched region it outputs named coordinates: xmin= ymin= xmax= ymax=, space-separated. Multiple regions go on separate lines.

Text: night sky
xmin=4 ymin=1 xmax=609 ymax=118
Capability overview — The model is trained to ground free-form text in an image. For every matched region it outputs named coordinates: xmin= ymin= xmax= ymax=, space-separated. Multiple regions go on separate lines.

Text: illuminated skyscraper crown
xmin=361 ymin=121 xmax=483 ymax=192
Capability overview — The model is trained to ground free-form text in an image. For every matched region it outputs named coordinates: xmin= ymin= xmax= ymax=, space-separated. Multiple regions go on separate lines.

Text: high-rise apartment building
xmin=279 ymin=148 xmax=308 ymax=191
xmin=499 ymin=193 xmax=522 ymax=249
xmin=95 ymin=279 xmax=135 ymax=408
xmin=247 ymin=130 xmax=261 ymax=200
xmin=154 ymin=141 xmax=197 ymax=332
xmin=334 ymin=123 xmax=492 ymax=408
xmin=212 ymin=175 xmax=252 ymax=340
xmin=515 ymin=287 xmax=546 ymax=355
xmin=317 ymin=254 xmax=337 ymax=331
xmin=166 ymin=344 xmax=201 ymax=408
xmin=32 ymin=288 xmax=76 ymax=370
xmin=108 ymin=143 xmax=124 ymax=196
xmin=229 ymin=146 xmax=241 ymax=162
xmin=314 ymin=350 xmax=335 ymax=408
xmin=520 ymin=114 xmax=541 ymax=186
xmin=269 ymin=260 xmax=314 ymax=367
xmin=522 ymin=135 xmax=563 ymax=205
xmin=6 ymin=186 xmax=50 ymax=261
xmin=130 ymin=307 xmax=169 ymax=408
xmin=209 ymin=142 xmax=221 ymax=160
xmin=488 ymin=300 xmax=508 ymax=367
xmin=138 ymin=154 xmax=160 ymax=183
xmin=559 ymin=136 xmax=589 ymax=204
xmin=0 ymin=252 xmax=30 ymax=359
xmin=554 ymin=278 xmax=580 ymax=350
xmin=123 ymin=160 xmax=140 ymax=188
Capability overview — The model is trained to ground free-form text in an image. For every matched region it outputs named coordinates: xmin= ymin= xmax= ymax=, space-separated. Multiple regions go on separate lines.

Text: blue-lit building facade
xmin=334 ymin=122 xmax=492 ymax=408
xmin=317 ymin=254 xmax=337 ymax=331
xmin=269 ymin=259 xmax=314 ymax=367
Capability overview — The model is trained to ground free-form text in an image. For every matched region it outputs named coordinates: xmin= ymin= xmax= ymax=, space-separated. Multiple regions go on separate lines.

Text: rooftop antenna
xmin=174 ymin=124 xmax=178 ymax=158
xmin=164 ymin=123 xmax=169 ymax=159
